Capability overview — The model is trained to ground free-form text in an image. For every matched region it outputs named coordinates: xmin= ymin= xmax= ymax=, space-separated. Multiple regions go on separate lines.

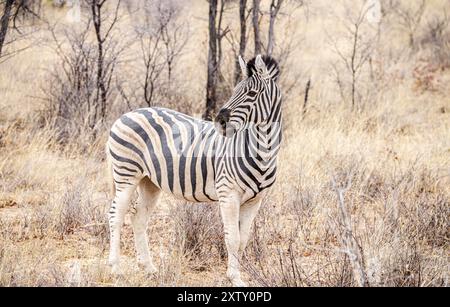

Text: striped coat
xmin=108 ymin=102 xmax=281 ymax=204
xmin=106 ymin=55 xmax=282 ymax=287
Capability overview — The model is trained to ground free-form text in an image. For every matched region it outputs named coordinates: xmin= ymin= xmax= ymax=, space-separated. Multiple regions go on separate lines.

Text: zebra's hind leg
xmin=108 ymin=184 xmax=137 ymax=274
xmin=131 ymin=176 xmax=161 ymax=274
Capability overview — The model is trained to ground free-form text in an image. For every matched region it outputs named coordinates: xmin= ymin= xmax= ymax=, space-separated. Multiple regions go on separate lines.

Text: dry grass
xmin=0 ymin=0 xmax=449 ymax=286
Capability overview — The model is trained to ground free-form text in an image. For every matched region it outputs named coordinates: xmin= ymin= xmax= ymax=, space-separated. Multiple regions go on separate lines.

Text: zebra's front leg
xmin=108 ymin=186 xmax=136 ymax=274
xmin=239 ymin=199 xmax=262 ymax=257
xmin=219 ymin=195 xmax=246 ymax=287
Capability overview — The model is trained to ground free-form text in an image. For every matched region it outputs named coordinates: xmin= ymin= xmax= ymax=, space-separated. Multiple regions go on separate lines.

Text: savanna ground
xmin=0 ymin=0 xmax=449 ymax=286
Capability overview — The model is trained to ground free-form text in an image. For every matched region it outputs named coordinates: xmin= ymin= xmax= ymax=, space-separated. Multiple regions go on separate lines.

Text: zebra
xmin=106 ymin=55 xmax=282 ymax=287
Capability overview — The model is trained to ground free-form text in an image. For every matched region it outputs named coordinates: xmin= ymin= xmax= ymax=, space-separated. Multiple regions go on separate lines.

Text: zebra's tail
xmin=105 ymin=144 xmax=116 ymax=197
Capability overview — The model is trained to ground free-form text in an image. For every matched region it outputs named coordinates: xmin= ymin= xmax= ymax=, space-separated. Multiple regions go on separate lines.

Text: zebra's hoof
xmin=231 ymin=279 xmax=247 ymax=287
xmin=108 ymin=260 xmax=123 ymax=275
xmin=111 ymin=265 xmax=121 ymax=275
xmin=138 ymin=261 xmax=158 ymax=275
xmin=110 ymin=263 xmax=123 ymax=275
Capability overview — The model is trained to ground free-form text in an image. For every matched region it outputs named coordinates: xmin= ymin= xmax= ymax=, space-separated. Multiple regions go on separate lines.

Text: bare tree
xmin=267 ymin=0 xmax=283 ymax=56
xmin=222 ymin=0 xmax=306 ymax=100
xmin=44 ymin=0 xmax=127 ymax=141
xmin=0 ymin=0 xmax=14 ymax=58
xmin=252 ymin=0 xmax=304 ymax=56
xmin=0 ymin=0 xmax=41 ymax=62
xmin=233 ymin=0 xmax=248 ymax=84
xmin=119 ymin=0 xmax=188 ymax=108
xmin=252 ymin=0 xmax=262 ymax=55
xmin=389 ymin=0 xmax=426 ymax=50
xmin=137 ymin=24 xmax=164 ymax=107
xmin=267 ymin=0 xmax=306 ymax=101
xmin=45 ymin=21 xmax=98 ymax=142
xmin=329 ymin=2 xmax=378 ymax=110
xmin=203 ymin=0 xmax=230 ymax=120
xmin=154 ymin=0 xmax=188 ymax=89
xmin=204 ymin=0 xmax=218 ymax=120
xmin=88 ymin=0 xmax=121 ymax=123
xmin=118 ymin=24 xmax=164 ymax=108
xmin=216 ymin=0 xmax=231 ymax=83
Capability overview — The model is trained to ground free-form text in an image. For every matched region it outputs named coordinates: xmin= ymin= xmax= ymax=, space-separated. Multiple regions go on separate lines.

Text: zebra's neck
xmin=216 ymin=103 xmax=282 ymax=196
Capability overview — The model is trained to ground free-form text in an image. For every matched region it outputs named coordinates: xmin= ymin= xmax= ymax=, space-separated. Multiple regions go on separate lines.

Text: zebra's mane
xmin=247 ymin=55 xmax=280 ymax=81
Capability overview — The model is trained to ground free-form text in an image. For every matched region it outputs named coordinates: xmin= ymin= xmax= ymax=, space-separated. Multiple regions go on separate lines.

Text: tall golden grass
xmin=0 ymin=0 xmax=448 ymax=286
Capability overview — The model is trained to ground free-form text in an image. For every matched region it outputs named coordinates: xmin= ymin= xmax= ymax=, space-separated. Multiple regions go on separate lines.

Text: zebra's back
xmin=108 ymin=107 xmax=219 ymax=202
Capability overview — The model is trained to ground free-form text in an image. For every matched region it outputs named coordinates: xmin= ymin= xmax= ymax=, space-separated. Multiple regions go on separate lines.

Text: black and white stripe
xmin=107 ymin=56 xmax=282 ymax=204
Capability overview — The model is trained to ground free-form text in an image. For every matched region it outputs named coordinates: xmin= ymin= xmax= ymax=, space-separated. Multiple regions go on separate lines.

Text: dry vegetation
xmin=0 ymin=0 xmax=449 ymax=286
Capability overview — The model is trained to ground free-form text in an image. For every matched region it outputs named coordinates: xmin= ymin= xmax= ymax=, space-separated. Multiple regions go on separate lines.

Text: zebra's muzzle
xmin=214 ymin=109 xmax=236 ymax=137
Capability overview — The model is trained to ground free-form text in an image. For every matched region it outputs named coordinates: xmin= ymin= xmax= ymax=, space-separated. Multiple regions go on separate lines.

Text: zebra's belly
xmin=155 ymin=176 xmax=219 ymax=202
xmin=146 ymin=155 xmax=219 ymax=203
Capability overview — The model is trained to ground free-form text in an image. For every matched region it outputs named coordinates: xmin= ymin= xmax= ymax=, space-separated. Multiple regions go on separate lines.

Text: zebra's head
xmin=214 ymin=55 xmax=281 ymax=137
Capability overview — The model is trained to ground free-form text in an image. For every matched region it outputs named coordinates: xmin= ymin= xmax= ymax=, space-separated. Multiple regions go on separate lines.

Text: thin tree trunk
xmin=0 ymin=0 xmax=14 ymax=58
xmin=216 ymin=0 xmax=227 ymax=80
xmin=167 ymin=60 xmax=172 ymax=88
xmin=92 ymin=0 xmax=107 ymax=124
xmin=203 ymin=0 xmax=218 ymax=121
xmin=252 ymin=0 xmax=261 ymax=55
xmin=267 ymin=0 xmax=283 ymax=56
xmin=234 ymin=0 xmax=247 ymax=84
xmin=350 ymin=23 xmax=359 ymax=110
xmin=302 ymin=79 xmax=311 ymax=119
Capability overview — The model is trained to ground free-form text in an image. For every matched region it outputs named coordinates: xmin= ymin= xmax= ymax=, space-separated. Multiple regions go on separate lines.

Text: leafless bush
xmin=56 ymin=179 xmax=108 ymax=242
xmin=239 ymin=191 xmax=309 ymax=286
xmin=243 ymin=238 xmax=305 ymax=286
xmin=288 ymin=173 xmax=319 ymax=241
xmin=417 ymin=10 xmax=450 ymax=68
xmin=0 ymin=242 xmax=69 ymax=286
xmin=241 ymin=155 xmax=449 ymax=287
xmin=406 ymin=10 xmax=450 ymax=93
xmin=398 ymin=170 xmax=449 ymax=249
xmin=389 ymin=0 xmax=427 ymax=52
xmin=152 ymin=230 xmax=184 ymax=286
xmin=43 ymin=1 xmax=126 ymax=144
xmin=44 ymin=23 xmax=97 ymax=143
xmin=243 ymin=183 xmax=357 ymax=287
xmin=171 ymin=202 xmax=225 ymax=270
xmin=329 ymin=1 xmax=379 ymax=110
xmin=118 ymin=0 xmax=190 ymax=113
xmin=330 ymin=169 xmax=368 ymax=287
xmin=327 ymin=159 xmax=448 ymax=287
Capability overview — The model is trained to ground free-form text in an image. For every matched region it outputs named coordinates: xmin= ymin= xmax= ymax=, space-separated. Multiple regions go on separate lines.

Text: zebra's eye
xmin=247 ymin=91 xmax=258 ymax=98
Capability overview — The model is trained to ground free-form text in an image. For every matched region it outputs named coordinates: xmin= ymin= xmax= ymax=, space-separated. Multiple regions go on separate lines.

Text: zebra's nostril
xmin=215 ymin=108 xmax=231 ymax=123
xmin=215 ymin=109 xmax=232 ymax=134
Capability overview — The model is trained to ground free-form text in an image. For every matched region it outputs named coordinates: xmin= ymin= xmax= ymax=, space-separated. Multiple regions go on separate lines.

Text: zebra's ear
xmin=238 ymin=55 xmax=248 ymax=79
xmin=255 ymin=54 xmax=269 ymax=79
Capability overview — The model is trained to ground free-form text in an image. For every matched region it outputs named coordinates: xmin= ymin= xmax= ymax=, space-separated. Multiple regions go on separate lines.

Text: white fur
xmin=255 ymin=54 xmax=269 ymax=79
xmin=239 ymin=55 xmax=248 ymax=79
